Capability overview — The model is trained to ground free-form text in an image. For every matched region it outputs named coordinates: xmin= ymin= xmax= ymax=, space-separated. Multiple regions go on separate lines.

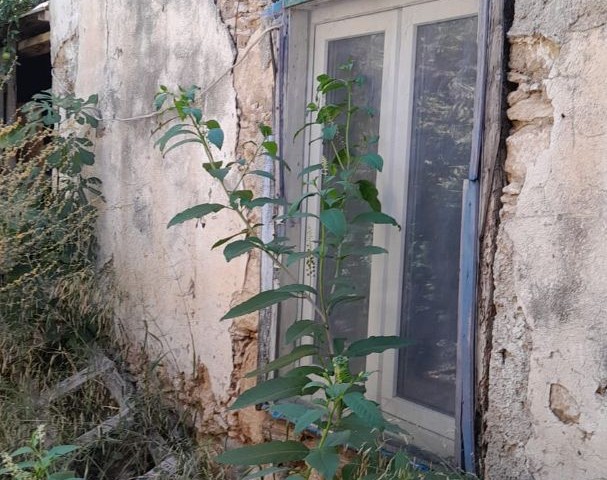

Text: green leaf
xmin=216 ymin=441 xmax=309 ymax=465
xmin=10 ymin=446 xmax=33 ymax=457
xmin=243 ymin=467 xmax=290 ymax=480
xmin=326 ymin=383 xmax=350 ymax=399
xmin=247 ymin=169 xmax=275 ymax=181
xmin=344 ymin=336 xmax=412 ymax=358
xmin=167 ymin=203 xmax=224 ymax=228
xmin=259 ymin=124 xmax=272 ymax=137
xmin=155 ymin=123 xmax=196 ymax=151
xmin=47 ymin=445 xmax=78 ymax=458
xmin=353 ymin=211 xmax=400 ymax=229
xmin=320 ymin=209 xmax=347 ymax=238
xmin=212 ymin=229 xmax=249 ymax=249
xmin=207 ymin=127 xmax=224 ymax=150
xmin=338 ymin=416 xmax=379 ymax=449
xmin=285 ymin=320 xmax=324 ymax=344
xmin=322 ymin=124 xmax=338 ymax=140
xmin=357 ymin=179 xmax=381 ymax=212
xmin=246 ymin=197 xmax=285 ymax=209
xmin=224 ymin=239 xmax=257 ymax=262
xmin=48 ymin=472 xmax=82 ymax=480
xmin=294 ymin=408 xmax=324 ymax=434
xmin=222 ymin=284 xmax=316 ymax=320
xmin=263 ymin=140 xmax=278 ymax=157
xmin=231 ymin=376 xmax=309 ymax=410
xmin=305 ymin=447 xmax=339 ymax=479
xmin=360 ymin=153 xmax=384 ymax=172
xmin=245 ymin=345 xmax=318 ymax=378
xmin=205 ymin=119 xmax=220 ymax=129
xmin=298 ymin=163 xmax=324 ymax=178
xmin=325 ymin=430 xmax=351 ymax=447
xmin=270 ymin=402 xmax=311 ymax=422
xmin=343 ymin=392 xmax=385 ymax=429
xmin=286 ymin=475 xmax=306 ymax=480
xmin=284 ymin=365 xmax=325 ymax=378
xmin=154 ymin=92 xmax=168 ymax=110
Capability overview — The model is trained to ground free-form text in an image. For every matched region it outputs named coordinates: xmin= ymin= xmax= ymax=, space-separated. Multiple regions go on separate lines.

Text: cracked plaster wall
xmin=485 ymin=1 xmax=607 ymax=478
xmin=50 ymin=0 xmax=274 ymax=441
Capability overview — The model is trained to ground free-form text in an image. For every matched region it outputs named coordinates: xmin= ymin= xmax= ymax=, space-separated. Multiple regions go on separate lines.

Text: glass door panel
xmin=396 ymin=15 xmax=478 ymax=415
xmin=320 ymin=33 xmax=385 ymax=374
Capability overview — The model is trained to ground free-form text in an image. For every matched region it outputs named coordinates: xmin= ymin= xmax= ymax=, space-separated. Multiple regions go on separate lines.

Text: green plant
xmin=0 ymin=425 xmax=81 ymax=480
xmin=0 ymin=90 xmax=109 ymax=456
xmin=154 ymin=64 xmax=411 ymax=479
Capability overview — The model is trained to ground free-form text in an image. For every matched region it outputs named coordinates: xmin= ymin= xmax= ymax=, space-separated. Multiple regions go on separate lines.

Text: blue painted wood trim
xmin=265 ymin=0 xmax=311 ymax=16
xmin=456 ymin=179 xmax=480 ymax=473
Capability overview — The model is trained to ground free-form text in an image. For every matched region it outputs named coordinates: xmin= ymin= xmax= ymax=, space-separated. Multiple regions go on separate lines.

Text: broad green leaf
xmin=270 ymin=402 xmax=310 ymax=422
xmin=48 ymin=472 xmax=82 ymax=480
xmin=230 ymin=376 xmax=308 ymax=409
xmin=155 ymin=123 xmax=196 ymax=151
xmin=224 ymin=239 xmax=257 ymax=262
xmin=344 ymin=336 xmax=412 ymax=358
xmin=167 ymin=203 xmax=224 ymax=228
xmin=320 ymin=208 xmax=347 ymax=238
xmin=246 ymin=169 xmax=275 ymax=181
xmin=353 ymin=211 xmax=400 ymax=229
xmin=322 ymin=124 xmax=338 ymax=140
xmin=243 ymin=467 xmax=290 ymax=480
xmin=207 ymin=127 xmax=224 ymax=150
xmin=286 ymin=475 xmax=306 ymax=480
xmin=259 ymin=124 xmax=272 ymax=137
xmin=216 ymin=441 xmax=309 ymax=465
xmin=284 ymin=365 xmax=325 ymax=378
xmin=246 ymin=197 xmax=285 ymax=209
xmin=360 ymin=153 xmax=384 ymax=172
xmin=47 ymin=445 xmax=78 ymax=458
xmin=209 ymin=167 xmax=231 ymax=181
xmin=357 ymin=179 xmax=381 ymax=212
xmin=287 ymin=192 xmax=316 ymax=215
xmin=285 ymin=320 xmax=324 ymax=344
xmin=212 ymin=229 xmax=249 ymax=249
xmin=286 ymin=251 xmax=310 ymax=267
xmin=205 ymin=119 xmax=220 ymax=129
xmin=245 ymin=345 xmax=318 ymax=378
xmin=10 ymin=446 xmax=33 ymax=457
xmin=326 ymin=383 xmax=350 ymax=399
xmin=325 ymin=430 xmax=351 ymax=447
xmin=263 ymin=141 xmax=278 ymax=157
xmin=305 ymin=447 xmax=339 ymax=479
xmin=298 ymin=163 xmax=324 ymax=178
xmin=154 ymin=92 xmax=168 ymax=110
xmin=343 ymin=392 xmax=385 ymax=429
xmin=230 ymin=190 xmax=254 ymax=207
xmin=222 ymin=284 xmax=316 ymax=320
xmin=338 ymin=416 xmax=378 ymax=449
xmin=294 ymin=408 xmax=324 ymax=434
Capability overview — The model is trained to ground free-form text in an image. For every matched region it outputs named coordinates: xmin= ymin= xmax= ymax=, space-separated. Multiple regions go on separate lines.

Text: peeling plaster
xmin=51 ymin=0 xmax=274 ymax=442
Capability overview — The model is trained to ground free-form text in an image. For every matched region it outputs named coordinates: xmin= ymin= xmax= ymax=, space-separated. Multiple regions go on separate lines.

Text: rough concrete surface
xmin=485 ymin=3 xmax=607 ymax=478
xmin=50 ymin=0 xmax=274 ymax=441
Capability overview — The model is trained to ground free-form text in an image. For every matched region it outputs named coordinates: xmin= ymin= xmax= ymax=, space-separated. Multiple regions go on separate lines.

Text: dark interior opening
xmin=17 ymin=52 xmax=51 ymax=105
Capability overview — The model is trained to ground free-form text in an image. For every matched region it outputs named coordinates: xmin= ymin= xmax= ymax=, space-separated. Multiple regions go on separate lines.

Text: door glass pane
xmin=319 ymin=33 xmax=384 ymax=373
xmin=397 ymin=16 xmax=477 ymax=415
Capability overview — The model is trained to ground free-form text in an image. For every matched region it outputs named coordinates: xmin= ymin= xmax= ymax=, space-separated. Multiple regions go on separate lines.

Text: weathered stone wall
xmin=50 ymin=0 xmax=274 ymax=442
xmin=485 ymin=1 xmax=607 ymax=478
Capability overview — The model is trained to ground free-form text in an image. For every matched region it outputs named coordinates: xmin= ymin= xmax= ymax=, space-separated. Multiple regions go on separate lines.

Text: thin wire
xmin=51 ymin=23 xmax=280 ymax=123
xmin=112 ymin=24 xmax=280 ymax=123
